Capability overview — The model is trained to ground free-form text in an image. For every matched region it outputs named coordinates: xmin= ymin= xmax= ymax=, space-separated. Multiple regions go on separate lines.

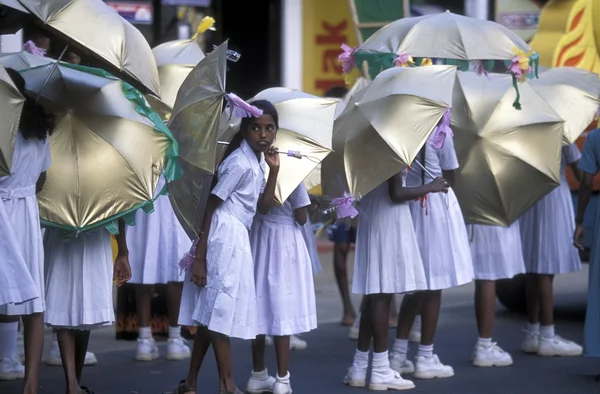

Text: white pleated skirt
xmin=467 ymin=222 xmax=526 ymax=281
xmin=127 ymin=178 xmax=190 ymax=285
xmin=251 ymin=214 xmax=317 ymax=336
xmin=519 ymin=181 xmax=581 ymax=274
xmin=352 ymin=183 xmax=427 ymax=295
xmin=0 ymin=196 xmax=45 ymax=315
xmin=408 ymin=190 xmax=474 ymax=290
xmin=178 ymin=208 xmax=257 ymax=340
xmin=301 ymin=217 xmax=322 ymax=275
xmin=44 ymin=229 xmax=114 ymax=329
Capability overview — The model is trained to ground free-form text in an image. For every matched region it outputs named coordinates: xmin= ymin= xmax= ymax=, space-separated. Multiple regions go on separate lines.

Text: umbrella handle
xmin=412 ymin=159 xmax=435 ymax=180
xmin=35 ymin=44 xmax=69 ymax=103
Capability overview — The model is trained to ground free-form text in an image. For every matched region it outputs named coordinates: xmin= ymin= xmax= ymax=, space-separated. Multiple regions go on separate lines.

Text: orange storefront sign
xmin=302 ymin=0 xmax=359 ymax=96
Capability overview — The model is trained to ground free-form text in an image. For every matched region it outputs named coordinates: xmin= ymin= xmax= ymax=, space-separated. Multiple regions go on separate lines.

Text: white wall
xmin=464 ymin=0 xmax=490 ymax=20
xmin=281 ymin=0 xmax=302 ymax=89
xmin=0 ymin=31 xmax=23 ymax=53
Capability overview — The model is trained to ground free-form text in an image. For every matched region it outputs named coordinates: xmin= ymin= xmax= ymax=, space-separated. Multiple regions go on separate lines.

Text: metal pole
xmin=402 ymin=0 xmax=410 ymax=18
xmin=152 ymin=0 xmax=162 ymax=46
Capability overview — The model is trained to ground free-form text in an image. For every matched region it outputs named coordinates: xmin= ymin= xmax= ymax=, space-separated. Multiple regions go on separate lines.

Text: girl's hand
xmin=114 ymin=256 xmax=132 ymax=287
xmin=429 ymin=177 xmax=449 ymax=194
xmin=574 ymin=223 xmax=585 ymax=250
xmin=191 ymin=256 xmax=207 ymax=287
xmin=265 ymin=146 xmax=280 ymax=170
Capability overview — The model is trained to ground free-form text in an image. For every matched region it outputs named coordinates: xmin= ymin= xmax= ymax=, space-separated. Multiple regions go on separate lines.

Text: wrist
xmin=575 ymin=218 xmax=584 ymax=225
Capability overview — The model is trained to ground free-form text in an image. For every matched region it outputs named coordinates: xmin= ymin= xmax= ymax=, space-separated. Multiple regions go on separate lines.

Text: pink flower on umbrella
xmin=338 ymin=43 xmax=357 ymax=74
xmin=393 ymin=53 xmax=414 ymax=68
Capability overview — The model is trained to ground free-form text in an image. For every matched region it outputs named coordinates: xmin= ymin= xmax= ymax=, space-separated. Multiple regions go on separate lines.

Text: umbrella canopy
xmin=529 ymin=67 xmax=600 ymax=145
xmin=0 ymin=50 xmax=53 ymax=71
xmin=13 ymin=0 xmax=160 ymax=96
xmin=167 ymin=42 xmax=228 ymax=240
xmin=20 ymin=63 xmax=178 ymax=232
xmin=0 ymin=0 xmax=30 ymax=34
xmin=322 ymin=65 xmax=457 ymax=199
xmin=452 ymin=71 xmax=564 ymax=226
xmin=0 ymin=64 xmax=25 ymax=176
xmin=250 ymin=87 xmax=336 ymax=204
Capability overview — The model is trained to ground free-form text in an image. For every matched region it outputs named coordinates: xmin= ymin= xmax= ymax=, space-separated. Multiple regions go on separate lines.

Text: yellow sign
xmin=302 ymin=0 xmax=359 ymax=96
xmin=495 ymin=0 xmax=544 ymax=42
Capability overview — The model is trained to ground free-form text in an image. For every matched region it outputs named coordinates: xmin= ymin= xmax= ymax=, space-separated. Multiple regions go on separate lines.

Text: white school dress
xmin=406 ymin=135 xmax=473 ymax=290
xmin=127 ymin=175 xmax=190 ymax=284
xmin=251 ymin=183 xmax=317 ymax=336
xmin=0 ymin=132 xmax=51 ymax=315
xmin=301 ymin=216 xmax=322 ymax=275
xmin=466 ymin=223 xmax=526 ymax=281
xmin=44 ymin=228 xmax=114 ymax=329
xmin=178 ymin=140 xmax=265 ymax=340
xmin=352 ymin=170 xmax=428 ymax=295
xmin=519 ymin=144 xmax=582 ymax=274
xmin=0 ymin=198 xmax=38 ymax=306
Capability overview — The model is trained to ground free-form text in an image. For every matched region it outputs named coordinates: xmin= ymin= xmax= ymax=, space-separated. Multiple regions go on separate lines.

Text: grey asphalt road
xmin=2 ymin=253 xmax=596 ymax=394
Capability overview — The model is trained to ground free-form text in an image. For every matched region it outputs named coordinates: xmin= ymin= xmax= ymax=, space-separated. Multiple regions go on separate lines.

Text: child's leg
xmin=525 ymin=274 xmax=540 ymax=325
xmin=73 ymin=330 xmax=91 ymax=383
xmin=395 ymin=293 xmax=421 ymax=341
xmin=56 ymin=329 xmax=81 ymax=393
xmin=165 ymin=282 xmax=190 ymax=360
xmin=21 ymin=312 xmax=44 ymax=394
xmin=209 ymin=331 xmax=237 ymax=391
xmin=181 ymin=326 xmax=211 ymax=392
xmin=389 ymin=296 xmax=398 ymax=327
xmin=247 ymin=335 xmax=275 ymax=393
xmin=0 ymin=319 xmax=24 ymax=381
xmin=370 ymin=294 xmax=392 ymax=353
xmin=474 ymin=280 xmax=495 ymax=339
xmin=536 ymin=274 xmax=554 ymax=328
xmin=135 ymin=285 xmax=158 ymax=361
xmin=251 ymin=335 xmax=266 ymax=373
xmin=333 ymin=240 xmax=355 ymax=326
xmin=273 ymin=336 xmax=290 ymax=378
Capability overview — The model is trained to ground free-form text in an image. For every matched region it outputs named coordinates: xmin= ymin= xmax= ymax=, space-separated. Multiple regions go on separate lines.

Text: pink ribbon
xmin=429 ymin=108 xmax=453 ymax=149
xmin=508 ymin=56 xmax=531 ymax=81
xmin=22 ymin=40 xmax=46 ymax=57
xmin=338 ymin=43 xmax=357 ymax=74
xmin=225 ymin=93 xmax=264 ymax=118
xmin=471 ymin=60 xmax=488 ymax=77
xmin=393 ymin=53 xmax=413 ymax=67
xmin=331 ymin=192 xmax=359 ymax=219
xmin=178 ymin=238 xmax=199 ymax=274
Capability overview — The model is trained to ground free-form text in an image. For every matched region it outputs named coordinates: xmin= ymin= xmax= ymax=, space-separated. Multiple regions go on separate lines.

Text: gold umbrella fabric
xmin=167 ymin=42 xmax=228 ymax=240
xmin=0 ymin=50 xmax=53 ymax=71
xmin=250 ymin=87 xmax=336 ymax=204
xmin=15 ymin=0 xmax=160 ymax=96
xmin=0 ymin=64 xmax=25 ymax=176
xmin=20 ymin=63 xmax=179 ymax=232
xmin=529 ymin=67 xmax=600 ymax=145
xmin=452 ymin=71 xmax=564 ymax=226
xmin=322 ymin=65 xmax=457 ymax=200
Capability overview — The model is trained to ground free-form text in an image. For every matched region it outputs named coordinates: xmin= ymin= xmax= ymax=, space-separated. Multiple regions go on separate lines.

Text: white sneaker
xmin=0 ymin=357 xmax=25 ymax=380
xmin=413 ymin=355 xmax=454 ymax=379
xmin=290 ymin=335 xmax=307 ymax=350
xmin=537 ymin=336 xmax=583 ymax=357
xmin=135 ymin=337 xmax=159 ymax=361
xmin=369 ymin=368 xmax=415 ymax=391
xmin=521 ymin=331 xmax=540 ymax=354
xmin=389 ymin=352 xmax=415 ymax=375
xmin=166 ymin=337 xmax=191 ymax=361
xmin=273 ymin=372 xmax=293 ymax=394
xmin=246 ymin=369 xmax=276 ymax=394
xmin=46 ymin=340 xmax=98 ymax=366
xmin=472 ymin=342 xmax=513 ymax=367
xmin=343 ymin=365 xmax=367 ymax=387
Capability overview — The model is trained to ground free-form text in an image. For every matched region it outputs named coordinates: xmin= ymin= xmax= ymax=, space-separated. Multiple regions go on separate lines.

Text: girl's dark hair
xmin=5 ymin=68 xmax=56 ymax=140
xmin=324 ymin=86 xmax=348 ymax=99
xmin=211 ymin=99 xmax=279 ymax=189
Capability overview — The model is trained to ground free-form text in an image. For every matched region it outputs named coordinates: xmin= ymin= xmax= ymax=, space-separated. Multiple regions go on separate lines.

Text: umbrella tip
xmin=354 ymin=102 xmax=359 ymax=107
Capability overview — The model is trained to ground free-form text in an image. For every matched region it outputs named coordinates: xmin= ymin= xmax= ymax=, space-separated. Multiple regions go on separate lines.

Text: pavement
xmin=2 ymin=250 xmax=596 ymax=394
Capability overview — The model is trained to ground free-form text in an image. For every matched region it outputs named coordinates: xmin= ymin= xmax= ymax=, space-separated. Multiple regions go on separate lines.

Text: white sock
xmin=371 ymin=351 xmax=390 ymax=374
xmin=412 ymin=315 xmax=422 ymax=331
xmin=352 ymin=349 xmax=369 ymax=369
xmin=527 ymin=323 xmax=540 ymax=334
xmin=477 ymin=337 xmax=492 ymax=347
xmin=0 ymin=322 xmax=18 ymax=359
xmin=139 ymin=326 xmax=152 ymax=339
xmin=392 ymin=339 xmax=409 ymax=356
xmin=168 ymin=326 xmax=181 ymax=339
xmin=417 ymin=344 xmax=434 ymax=358
xmin=539 ymin=325 xmax=555 ymax=339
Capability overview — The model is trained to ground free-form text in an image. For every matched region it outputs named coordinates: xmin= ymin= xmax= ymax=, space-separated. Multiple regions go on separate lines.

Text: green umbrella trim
xmin=29 ymin=62 xmax=183 ymax=236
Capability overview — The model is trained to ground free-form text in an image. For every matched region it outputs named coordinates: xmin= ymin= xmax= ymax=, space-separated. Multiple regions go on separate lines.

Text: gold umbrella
xmin=167 ymin=42 xmax=228 ymax=240
xmin=20 ymin=63 xmax=178 ymax=232
xmin=250 ymin=87 xmax=336 ymax=204
xmin=0 ymin=64 xmax=25 ymax=176
xmin=529 ymin=67 xmax=600 ymax=145
xmin=452 ymin=71 xmax=564 ymax=226
xmin=152 ymin=17 xmax=214 ymax=109
xmin=0 ymin=50 xmax=53 ymax=71
xmin=12 ymin=0 xmax=160 ymax=96
xmin=322 ymin=65 xmax=457 ymax=200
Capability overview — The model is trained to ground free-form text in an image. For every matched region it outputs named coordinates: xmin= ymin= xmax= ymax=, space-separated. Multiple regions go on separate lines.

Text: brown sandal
xmin=164 ymin=380 xmax=195 ymax=394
